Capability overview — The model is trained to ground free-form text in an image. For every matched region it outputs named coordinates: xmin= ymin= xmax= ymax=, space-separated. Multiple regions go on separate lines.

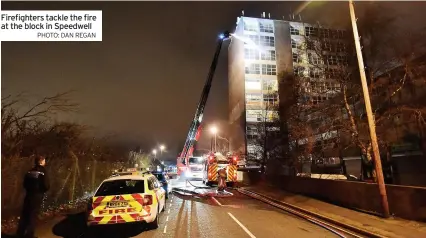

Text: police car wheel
xmin=151 ymin=206 xmax=159 ymax=229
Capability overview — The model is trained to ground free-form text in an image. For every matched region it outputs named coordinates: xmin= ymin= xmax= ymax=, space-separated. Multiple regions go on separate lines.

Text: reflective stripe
xmin=208 ymin=163 xmax=218 ymax=181
xmin=91 ymin=192 xmax=156 ymax=224
xmin=227 ymin=165 xmax=237 ymax=181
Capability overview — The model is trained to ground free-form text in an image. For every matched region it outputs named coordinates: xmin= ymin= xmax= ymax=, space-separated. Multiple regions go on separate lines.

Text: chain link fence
xmin=1 ymin=156 xmax=126 ymax=220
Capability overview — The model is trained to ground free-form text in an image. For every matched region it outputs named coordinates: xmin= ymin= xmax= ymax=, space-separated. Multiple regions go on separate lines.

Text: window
xmin=245 ymin=48 xmax=259 ymax=60
xmin=189 ymin=157 xmax=204 ymax=165
xmin=328 ymin=55 xmax=347 ymax=65
xmin=263 ymin=80 xmax=277 ymax=91
xmin=261 ymin=50 xmax=276 ymax=61
xmin=325 ymin=68 xmax=339 ymax=79
xmin=323 ymin=41 xmax=333 ymax=52
xmin=245 ymin=64 xmax=260 ymax=74
xmin=154 ymin=178 xmax=161 ymax=189
xmin=262 ymin=64 xmax=276 ymax=75
xmin=312 ymin=96 xmax=327 ymax=105
xmin=263 ymin=93 xmax=278 ymax=105
xmin=260 ymin=36 xmax=275 ymax=47
xmin=308 ymin=53 xmax=322 ymax=65
xmin=290 ymin=26 xmax=299 ymax=35
xmin=291 ymin=39 xmax=297 ymax=49
xmin=306 ymin=41 xmax=315 ymax=51
xmin=305 ymin=27 xmax=318 ymax=37
xmin=293 ymin=53 xmax=302 ymax=63
xmin=294 ymin=66 xmax=305 ymax=77
xmin=312 ymin=82 xmax=326 ymax=93
xmin=309 ymin=68 xmax=322 ymax=78
xmin=326 ymin=55 xmax=338 ymax=65
xmin=246 ymin=94 xmax=262 ymax=102
xmin=245 ymin=80 xmax=261 ymax=90
xmin=336 ymin=42 xmax=346 ymax=53
xmin=246 ymin=110 xmax=263 ymax=122
xmin=266 ymin=110 xmax=279 ymax=122
xmin=95 ymin=179 xmax=145 ymax=196
xmin=291 ymin=39 xmax=303 ymax=50
xmin=248 ymin=35 xmax=259 ymax=45
xmin=247 ymin=134 xmax=258 ymax=140
xmin=331 ymin=30 xmax=340 ymax=39
xmin=148 ymin=178 xmax=155 ymax=190
xmin=244 ymin=22 xmax=257 ymax=32
xmin=319 ymin=29 xmax=330 ymax=39
xmin=259 ymin=22 xmax=274 ymax=33
xmin=246 ymin=126 xmax=259 ymax=138
xmin=329 ymin=82 xmax=340 ymax=92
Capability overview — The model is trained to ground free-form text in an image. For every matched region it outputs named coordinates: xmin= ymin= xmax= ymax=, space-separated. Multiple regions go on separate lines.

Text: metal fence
xmin=1 ymin=156 xmax=126 ymax=219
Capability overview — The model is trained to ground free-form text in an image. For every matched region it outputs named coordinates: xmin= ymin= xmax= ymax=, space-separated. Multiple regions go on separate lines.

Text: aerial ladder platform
xmin=177 ymin=31 xmax=231 ymax=176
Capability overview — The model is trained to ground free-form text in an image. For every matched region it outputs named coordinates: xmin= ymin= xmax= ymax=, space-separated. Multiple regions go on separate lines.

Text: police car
xmin=86 ymin=169 xmax=166 ymax=229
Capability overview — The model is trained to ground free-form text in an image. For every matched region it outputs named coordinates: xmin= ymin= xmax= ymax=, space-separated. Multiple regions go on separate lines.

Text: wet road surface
xmin=21 ymin=180 xmax=340 ymax=238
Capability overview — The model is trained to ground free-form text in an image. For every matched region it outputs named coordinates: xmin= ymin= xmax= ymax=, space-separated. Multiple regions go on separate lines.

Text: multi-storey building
xmin=228 ymin=14 xmax=348 ymax=160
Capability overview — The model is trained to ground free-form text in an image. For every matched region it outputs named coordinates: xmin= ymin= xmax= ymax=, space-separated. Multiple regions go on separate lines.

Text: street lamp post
xmin=159 ymin=145 xmax=165 ymax=156
xmin=152 ymin=149 xmax=157 ymax=159
xmin=210 ymin=126 xmax=218 ymax=152
xmin=349 ymin=0 xmax=390 ymax=218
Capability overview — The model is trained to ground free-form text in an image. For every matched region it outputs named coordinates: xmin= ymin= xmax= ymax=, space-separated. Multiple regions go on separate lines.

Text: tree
xmin=291 ymin=8 xmax=426 ymax=181
xmin=128 ymin=150 xmax=153 ymax=169
xmin=1 ymin=91 xmax=78 ymax=158
xmin=246 ymin=86 xmax=284 ymax=174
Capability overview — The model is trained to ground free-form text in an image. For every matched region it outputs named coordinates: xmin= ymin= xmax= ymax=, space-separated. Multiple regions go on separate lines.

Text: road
xmin=7 ymin=180 xmax=340 ymax=238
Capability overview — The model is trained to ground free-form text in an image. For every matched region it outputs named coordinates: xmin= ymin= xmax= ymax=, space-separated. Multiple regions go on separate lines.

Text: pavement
xmin=2 ymin=179 xmax=342 ymax=238
xmin=244 ymin=184 xmax=426 ymax=238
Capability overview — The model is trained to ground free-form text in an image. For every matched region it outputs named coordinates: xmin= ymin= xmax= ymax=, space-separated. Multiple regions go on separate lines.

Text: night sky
xmin=2 ymin=1 xmax=426 ymax=159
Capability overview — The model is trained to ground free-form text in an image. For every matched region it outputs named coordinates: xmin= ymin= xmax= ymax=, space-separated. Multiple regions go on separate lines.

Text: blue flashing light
xmin=219 ymin=33 xmax=225 ymax=39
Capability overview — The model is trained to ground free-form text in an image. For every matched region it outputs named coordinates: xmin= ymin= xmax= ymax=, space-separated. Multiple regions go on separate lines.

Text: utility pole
xmin=349 ymin=0 xmax=390 ymax=218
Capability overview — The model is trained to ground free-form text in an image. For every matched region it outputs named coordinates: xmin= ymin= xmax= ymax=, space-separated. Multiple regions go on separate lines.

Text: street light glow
xmin=210 ymin=126 xmax=218 ymax=134
xmin=152 ymin=149 xmax=157 ymax=155
xmin=160 ymin=145 xmax=165 ymax=151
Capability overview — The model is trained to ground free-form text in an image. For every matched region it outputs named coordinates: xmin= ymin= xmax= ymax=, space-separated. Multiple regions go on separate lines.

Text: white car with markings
xmin=86 ymin=171 xmax=166 ymax=229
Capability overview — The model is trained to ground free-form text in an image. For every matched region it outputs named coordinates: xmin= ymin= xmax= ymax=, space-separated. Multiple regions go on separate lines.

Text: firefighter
xmin=217 ymin=167 xmax=227 ymax=192
xmin=16 ymin=155 xmax=50 ymax=238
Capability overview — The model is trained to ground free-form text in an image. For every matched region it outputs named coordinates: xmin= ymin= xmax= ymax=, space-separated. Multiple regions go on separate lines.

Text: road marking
xmin=168 ymin=209 xmax=171 ymax=214
xmin=228 ymin=212 xmax=256 ymax=238
xmin=163 ymin=225 xmax=167 ymax=233
xmin=166 ymin=216 xmax=169 ymax=222
xmin=211 ymin=196 xmax=222 ymax=206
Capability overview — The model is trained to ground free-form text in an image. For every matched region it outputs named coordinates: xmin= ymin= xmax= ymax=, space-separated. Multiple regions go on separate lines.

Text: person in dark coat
xmin=16 ymin=155 xmax=50 ymax=238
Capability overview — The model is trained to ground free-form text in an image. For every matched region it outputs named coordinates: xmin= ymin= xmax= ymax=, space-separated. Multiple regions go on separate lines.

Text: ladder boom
xmin=179 ymin=31 xmax=230 ymax=168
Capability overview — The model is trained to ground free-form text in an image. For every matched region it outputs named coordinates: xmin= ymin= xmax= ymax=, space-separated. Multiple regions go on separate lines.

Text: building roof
xmin=236 ymin=15 xmax=347 ymax=31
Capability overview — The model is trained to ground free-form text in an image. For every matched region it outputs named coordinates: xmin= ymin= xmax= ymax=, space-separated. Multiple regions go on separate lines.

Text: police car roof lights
xmin=112 ymin=168 xmax=151 ymax=177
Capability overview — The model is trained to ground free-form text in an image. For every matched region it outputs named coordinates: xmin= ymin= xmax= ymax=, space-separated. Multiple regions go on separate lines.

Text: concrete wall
xmin=273 ymin=21 xmax=293 ymax=75
xmin=228 ymin=19 xmax=247 ymax=154
xmin=268 ymin=175 xmax=426 ymax=222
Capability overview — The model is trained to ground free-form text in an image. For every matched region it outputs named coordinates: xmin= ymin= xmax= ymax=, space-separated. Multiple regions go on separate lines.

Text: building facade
xmin=228 ymin=15 xmax=347 ymax=160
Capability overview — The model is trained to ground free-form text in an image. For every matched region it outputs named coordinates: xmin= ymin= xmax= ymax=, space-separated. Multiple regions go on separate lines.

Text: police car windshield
xmin=95 ymin=179 xmax=144 ymax=196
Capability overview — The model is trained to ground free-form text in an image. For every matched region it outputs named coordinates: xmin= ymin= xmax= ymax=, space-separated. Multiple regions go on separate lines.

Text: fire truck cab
xmin=202 ymin=152 xmax=238 ymax=187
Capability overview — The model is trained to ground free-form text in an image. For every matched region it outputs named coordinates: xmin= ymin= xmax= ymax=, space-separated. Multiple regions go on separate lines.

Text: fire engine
xmin=202 ymin=153 xmax=238 ymax=187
